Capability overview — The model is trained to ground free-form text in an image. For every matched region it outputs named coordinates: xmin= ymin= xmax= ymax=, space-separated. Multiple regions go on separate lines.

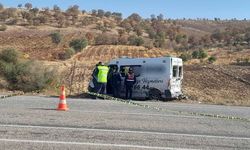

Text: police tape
xmin=0 ymin=90 xmax=41 ymax=100
xmin=0 ymin=93 xmax=24 ymax=99
xmin=87 ymin=91 xmax=250 ymax=123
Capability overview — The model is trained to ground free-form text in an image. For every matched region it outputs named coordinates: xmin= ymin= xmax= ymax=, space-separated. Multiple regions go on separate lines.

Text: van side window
xmin=179 ymin=66 xmax=182 ymax=78
xmin=173 ymin=66 xmax=178 ymax=78
xmin=120 ymin=65 xmax=141 ymax=77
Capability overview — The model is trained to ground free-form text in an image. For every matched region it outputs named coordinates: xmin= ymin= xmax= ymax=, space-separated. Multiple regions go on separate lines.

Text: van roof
xmin=109 ymin=57 xmax=182 ymax=65
xmin=113 ymin=56 xmax=181 ymax=61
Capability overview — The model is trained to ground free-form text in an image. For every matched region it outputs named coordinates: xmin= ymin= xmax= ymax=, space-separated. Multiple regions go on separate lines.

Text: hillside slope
xmin=183 ymin=65 xmax=250 ymax=106
xmin=0 ymin=26 xmax=249 ymax=106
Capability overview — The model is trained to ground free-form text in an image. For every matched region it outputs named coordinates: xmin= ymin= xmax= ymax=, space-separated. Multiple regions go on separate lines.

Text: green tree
xmin=128 ymin=13 xmax=142 ymax=22
xmin=29 ymin=8 xmax=39 ymax=16
xmin=134 ymin=25 xmax=143 ymax=36
xmin=66 ymin=5 xmax=80 ymax=16
xmin=154 ymin=32 xmax=165 ymax=48
xmin=17 ymin=4 xmax=22 ymax=8
xmin=97 ymin=9 xmax=105 ymax=18
xmin=81 ymin=10 xmax=86 ymax=14
xmin=112 ymin=12 xmax=122 ymax=22
xmin=91 ymin=9 xmax=97 ymax=16
xmin=104 ymin=11 xmax=112 ymax=17
xmin=157 ymin=14 xmax=164 ymax=21
xmin=120 ymin=19 xmax=132 ymax=33
xmin=53 ymin=5 xmax=61 ymax=12
xmin=24 ymin=3 xmax=32 ymax=10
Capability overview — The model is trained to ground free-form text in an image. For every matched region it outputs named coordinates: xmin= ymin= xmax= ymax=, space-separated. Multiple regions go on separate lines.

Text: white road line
xmin=0 ymin=138 xmax=194 ymax=150
xmin=1 ymin=124 xmax=249 ymax=140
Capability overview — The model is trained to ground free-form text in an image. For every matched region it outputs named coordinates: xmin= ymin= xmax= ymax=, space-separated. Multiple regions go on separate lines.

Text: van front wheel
xmin=148 ymin=88 xmax=162 ymax=100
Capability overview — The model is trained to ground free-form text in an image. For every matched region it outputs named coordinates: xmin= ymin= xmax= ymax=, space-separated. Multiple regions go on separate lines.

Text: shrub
xmin=10 ymin=61 xmax=54 ymax=92
xmin=0 ymin=48 xmax=19 ymax=63
xmin=69 ymin=38 xmax=88 ymax=52
xmin=65 ymin=48 xmax=75 ymax=59
xmin=128 ymin=35 xmax=144 ymax=46
xmin=236 ymin=58 xmax=241 ymax=64
xmin=244 ymin=58 xmax=249 ymax=64
xmin=0 ymin=49 xmax=55 ymax=92
xmin=199 ymin=50 xmax=208 ymax=59
xmin=192 ymin=50 xmax=199 ymax=59
xmin=180 ymin=53 xmax=192 ymax=62
xmin=50 ymin=32 xmax=62 ymax=44
xmin=208 ymin=56 xmax=217 ymax=63
xmin=0 ymin=24 xmax=7 ymax=31
xmin=192 ymin=50 xmax=208 ymax=59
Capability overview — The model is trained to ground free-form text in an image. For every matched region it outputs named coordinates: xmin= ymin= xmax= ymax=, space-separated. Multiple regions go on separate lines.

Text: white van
xmin=89 ymin=57 xmax=183 ymax=100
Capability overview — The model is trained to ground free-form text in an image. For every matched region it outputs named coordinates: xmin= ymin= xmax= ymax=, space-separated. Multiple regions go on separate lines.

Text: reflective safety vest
xmin=97 ymin=66 xmax=109 ymax=83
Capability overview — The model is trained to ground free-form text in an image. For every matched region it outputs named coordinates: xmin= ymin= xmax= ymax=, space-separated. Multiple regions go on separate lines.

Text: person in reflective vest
xmin=124 ymin=67 xmax=136 ymax=100
xmin=96 ymin=63 xmax=109 ymax=94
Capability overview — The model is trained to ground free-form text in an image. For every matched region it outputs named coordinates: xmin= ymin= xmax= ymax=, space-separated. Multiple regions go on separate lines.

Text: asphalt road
xmin=0 ymin=96 xmax=249 ymax=150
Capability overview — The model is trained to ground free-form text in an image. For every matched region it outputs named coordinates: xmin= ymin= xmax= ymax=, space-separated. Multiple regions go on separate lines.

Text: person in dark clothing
xmin=92 ymin=62 xmax=102 ymax=93
xmin=110 ymin=67 xmax=122 ymax=98
xmin=124 ymin=67 xmax=136 ymax=100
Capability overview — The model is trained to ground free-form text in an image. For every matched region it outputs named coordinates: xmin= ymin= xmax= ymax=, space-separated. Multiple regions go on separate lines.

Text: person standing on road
xmin=124 ymin=67 xmax=136 ymax=100
xmin=92 ymin=62 xmax=102 ymax=92
xmin=111 ymin=66 xmax=122 ymax=98
xmin=95 ymin=62 xmax=109 ymax=94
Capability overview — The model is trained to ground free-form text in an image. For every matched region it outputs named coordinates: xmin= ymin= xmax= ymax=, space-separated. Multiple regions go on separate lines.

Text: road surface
xmin=0 ymin=96 xmax=249 ymax=150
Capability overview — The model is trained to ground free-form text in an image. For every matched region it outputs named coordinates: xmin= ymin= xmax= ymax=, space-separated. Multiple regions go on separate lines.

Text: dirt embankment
xmin=183 ymin=65 xmax=250 ymax=106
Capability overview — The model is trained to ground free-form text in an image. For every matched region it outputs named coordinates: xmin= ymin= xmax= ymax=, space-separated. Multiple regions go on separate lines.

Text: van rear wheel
xmin=148 ymin=88 xmax=162 ymax=100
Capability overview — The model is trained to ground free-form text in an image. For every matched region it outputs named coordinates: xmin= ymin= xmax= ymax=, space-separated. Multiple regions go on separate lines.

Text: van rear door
xmin=170 ymin=65 xmax=183 ymax=97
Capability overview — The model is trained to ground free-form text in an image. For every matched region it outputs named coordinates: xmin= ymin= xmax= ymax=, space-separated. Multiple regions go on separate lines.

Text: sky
xmin=0 ymin=0 xmax=250 ymax=19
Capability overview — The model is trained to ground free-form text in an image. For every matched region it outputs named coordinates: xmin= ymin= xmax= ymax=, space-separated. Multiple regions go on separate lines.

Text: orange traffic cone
xmin=57 ymin=86 xmax=68 ymax=111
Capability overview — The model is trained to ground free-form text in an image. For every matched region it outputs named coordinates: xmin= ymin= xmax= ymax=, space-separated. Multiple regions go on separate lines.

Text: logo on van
xmin=137 ymin=78 xmax=164 ymax=84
